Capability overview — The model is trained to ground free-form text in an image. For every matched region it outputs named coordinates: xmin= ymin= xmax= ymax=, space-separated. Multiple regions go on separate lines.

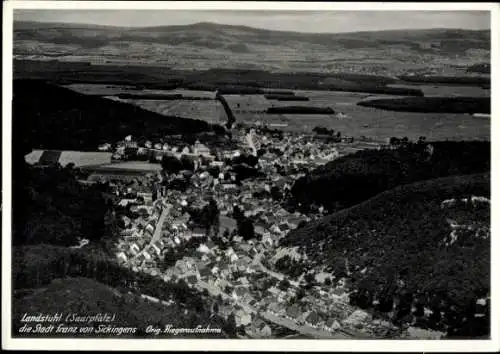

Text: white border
xmin=3 ymin=1 xmax=498 ymax=11
xmin=2 ymin=1 xmax=499 ymax=352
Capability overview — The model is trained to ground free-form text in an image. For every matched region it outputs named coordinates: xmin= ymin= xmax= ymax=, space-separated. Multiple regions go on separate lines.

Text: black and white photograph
xmin=2 ymin=1 xmax=498 ymax=351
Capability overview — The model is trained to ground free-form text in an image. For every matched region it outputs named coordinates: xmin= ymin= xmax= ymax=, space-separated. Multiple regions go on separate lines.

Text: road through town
xmin=132 ymin=203 xmax=171 ymax=260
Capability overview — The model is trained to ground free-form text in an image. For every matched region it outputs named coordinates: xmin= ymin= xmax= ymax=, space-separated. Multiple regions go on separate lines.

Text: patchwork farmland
xmin=64 ymin=83 xmax=140 ymax=96
xmin=63 ymin=84 xmax=490 ymax=141
xmin=64 ymin=85 xmax=225 ymax=125
xmin=223 ymin=90 xmax=491 ymax=141
xmin=66 ymin=84 xmax=218 ymax=99
xmin=123 ymin=99 xmax=227 ymax=125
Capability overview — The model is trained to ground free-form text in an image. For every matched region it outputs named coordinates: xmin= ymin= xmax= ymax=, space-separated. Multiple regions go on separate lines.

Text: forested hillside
xmin=12 ymin=162 xmax=109 ymax=247
xmin=288 ymin=141 xmax=490 ymax=213
xmin=13 ymin=80 xmax=217 ymax=152
xmin=282 ymin=173 xmax=490 ymax=338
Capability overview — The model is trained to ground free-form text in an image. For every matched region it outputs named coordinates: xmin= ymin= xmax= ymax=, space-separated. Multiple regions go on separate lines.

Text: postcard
xmin=2 ymin=1 xmax=498 ymax=351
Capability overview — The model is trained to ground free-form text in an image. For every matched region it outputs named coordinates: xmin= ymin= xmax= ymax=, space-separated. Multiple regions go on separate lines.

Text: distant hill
xmin=14 ymin=21 xmax=490 ymax=52
xmin=13 ymin=21 xmax=490 ymax=73
xmin=282 ymin=173 xmax=490 ymax=337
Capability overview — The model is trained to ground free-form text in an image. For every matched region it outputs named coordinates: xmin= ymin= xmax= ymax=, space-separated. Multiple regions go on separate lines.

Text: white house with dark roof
xmin=151 ymin=242 xmax=162 ymax=256
xmin=145 ymin=222 xmax=155 ymax=234
xmin=143 ymin=228 xmax=154 ymax=239
xmin=143 ymin=251 xmax=152 ymax=261
xmin=129 ymin=243 xmax=140 ymax=255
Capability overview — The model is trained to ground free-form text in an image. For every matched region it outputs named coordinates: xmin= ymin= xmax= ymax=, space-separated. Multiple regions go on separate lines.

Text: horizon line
xmin=13 ymin=19 xmax=491 ymax=35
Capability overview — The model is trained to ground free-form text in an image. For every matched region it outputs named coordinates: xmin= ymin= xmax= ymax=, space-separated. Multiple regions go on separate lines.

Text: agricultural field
xmin=224 ymin=90 xmax=490 ymax=141
xmin=144 ymin=88 xmax=217 ymax=99
xmin=224 ymin=94 xmax=270 ymax=112
xmin=63 ymin=83 xmax=139 ymax=96
xmin=387 ymin=84 xmax=489 ymax=97
xmin=123 ymin=98 xmax=227 ymax=125
xmin=65 ymin=84 xmax=225 ymax=124
xmin=65 ymin=84 xmax=217 ymax=99
xmin=63 ymin=84 xmax=490 ymax=142
xmin=94 ymin=161 xmax=162 ymax=172
xmin=58 ymin=151 xmax=113 ymax=168
xmin=25 ymin=150 xmax=113 ymax=168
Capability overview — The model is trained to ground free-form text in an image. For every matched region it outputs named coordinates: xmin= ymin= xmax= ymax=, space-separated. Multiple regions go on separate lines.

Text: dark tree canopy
xmin=12 ymin=163 xmax=109 ymax=247
xmin=238 ymin=218 xmax=255 ymax=241
xmin=201 ymin=198 xmax=220 ymax=236
xmin=180 ymin=155 xmax=195 ymax=171
xmin=161 ymin=155 xmax=183 ymax=174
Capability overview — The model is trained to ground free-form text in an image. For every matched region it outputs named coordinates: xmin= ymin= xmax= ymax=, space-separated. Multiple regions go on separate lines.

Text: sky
xmin=14 ymin=10 xmax=490 ymax=33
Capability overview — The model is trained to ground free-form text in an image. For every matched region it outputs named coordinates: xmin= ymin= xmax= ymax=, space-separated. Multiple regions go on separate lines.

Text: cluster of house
xmin=104 ymin=127 xmax=408 ymax=338
xmin=118 ymin=190 xmax=214 ymax=275
xmin=101 ymin=174 xmax=181 ymax=270
xmin=113 ymin=190 xmax=165 ymax=266
xmin=241 ymin=130 xmax=342 ymax=169
xmin=250 ymin=273 xmax=392 ymax=335
xmin=121 ymin=196 xmax=382 ymax=336
xmin=155 ymin=233 xmax=392 ymax=337
xmin=211 ymin=177 xmax=311 ymax=239
xmin=99 ymin=135 xmax=214 ymax=162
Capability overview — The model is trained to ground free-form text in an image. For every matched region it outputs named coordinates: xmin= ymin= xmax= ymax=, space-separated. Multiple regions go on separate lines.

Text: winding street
xmin=245 ymin=131 xmax=257 ymax=156
xmin=132 ymin=203 xmax=171 ymax=260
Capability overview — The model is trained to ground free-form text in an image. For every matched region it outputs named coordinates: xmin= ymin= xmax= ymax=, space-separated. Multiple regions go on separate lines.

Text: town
xmin=91 ymin=126 xmax=402 ymax=339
